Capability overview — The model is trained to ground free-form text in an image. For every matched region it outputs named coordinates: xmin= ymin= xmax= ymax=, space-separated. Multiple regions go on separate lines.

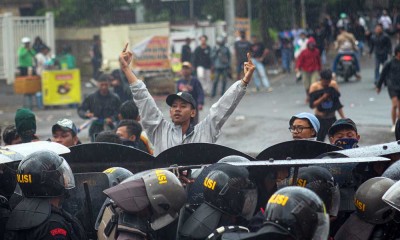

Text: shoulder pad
xmin=6 ymin=198 xmax=51 ymax=230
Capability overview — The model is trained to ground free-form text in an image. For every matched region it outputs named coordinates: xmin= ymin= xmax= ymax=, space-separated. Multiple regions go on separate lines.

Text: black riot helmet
xmin=354 ymin=177 xmax=395 ymax=224
xmin=263 ymin=186 xmax=329 ymax=240
xmin=17 ymin=150 xmax=75 ymax=198
xmin=382 ymin=160 xmax=400 ymax=180
xmin=383 ymin=180 xmax=400 ymax=212
xmin=105 ymin=169 xmax=186 ymax=230
xmin=0 ymin=163 xmax=17 ymax=199
xmin=103 ymin=167 xmax=134 ymax=187
xmin=297 ymin=166 xmax=340 ymax=217
xmin=203 ymin=163 xmax=257 ymax=220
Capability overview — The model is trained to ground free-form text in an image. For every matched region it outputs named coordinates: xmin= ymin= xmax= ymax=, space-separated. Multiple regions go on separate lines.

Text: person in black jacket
xmin=370 ymin=24 xmax=392 ymax=85
xmin=78 ymin=74 xmax=121 ymax=142
xmin=376 ymin=45 xmax=400 ymax=132
xmin=192 ymin=35 xmax=212 ymax=95
xmin=181 ymin=37 xmax=192 ymax=63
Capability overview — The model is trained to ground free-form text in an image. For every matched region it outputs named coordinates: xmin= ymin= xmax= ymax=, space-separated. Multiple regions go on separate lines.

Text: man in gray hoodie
xmin=119 ymin=44 xmax=255 ymax=155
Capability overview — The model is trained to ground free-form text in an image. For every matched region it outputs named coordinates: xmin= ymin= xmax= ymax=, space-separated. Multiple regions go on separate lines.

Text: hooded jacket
xmin=296 ymin=37 xmax=321 ymax=72
xmin=130 ymin=80 xmax=246 ymax=155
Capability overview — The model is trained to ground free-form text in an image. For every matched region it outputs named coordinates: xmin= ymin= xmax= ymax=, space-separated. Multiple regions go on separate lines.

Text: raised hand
xmin=243 ymin=52 xmax=256 ymax=84
xmin=119 ymin=42 xmax=133 ymax=69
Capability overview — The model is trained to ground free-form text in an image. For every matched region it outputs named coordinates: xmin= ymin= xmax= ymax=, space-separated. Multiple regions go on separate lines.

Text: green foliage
xmin=37 ymin=0 xmax=131 ymax=27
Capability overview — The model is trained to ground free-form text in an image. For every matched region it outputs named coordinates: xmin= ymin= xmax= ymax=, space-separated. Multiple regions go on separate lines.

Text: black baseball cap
xmin=166 ymin=92 xmax=197 ymax=109
xmin=328 ymin=118 xmax=357 ymax=136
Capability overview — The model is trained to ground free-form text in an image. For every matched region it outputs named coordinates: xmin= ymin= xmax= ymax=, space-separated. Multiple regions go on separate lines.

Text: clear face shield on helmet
xmin=55 ymin=158 xmax=75 ymax=190
xmin=240 ymin=188 xmax=258 ymax=220
xmin=382 ymin=180 xmax=400 ymax=212
xmin=311 ymin=212 xmax=330 ymax=240
xmin=219 ymin=178 xmax=258 ymax=220
xmin=305 ymin=180 xmax=341 ymax=217
xmin=291 ymin=200 xmax=330 ymax=240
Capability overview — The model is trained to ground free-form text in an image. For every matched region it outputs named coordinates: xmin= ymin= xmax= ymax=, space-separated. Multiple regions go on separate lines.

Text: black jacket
xmin=5 ymin=206 xmax=87 ymax=240
xmin=193 ymin=46 xmax=212 ymax=69
xmin=370 ymin=33 xmax=392 ymax=57
xmin=377 ymin=58 xmax=400 ymax=90
xmin=78 ymin=91 xmax=121 ymax=120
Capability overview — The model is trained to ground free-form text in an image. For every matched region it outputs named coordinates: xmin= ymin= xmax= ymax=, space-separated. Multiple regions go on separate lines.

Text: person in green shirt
xmin=59 ymin=45 xmax=76 ymax=69
xmin=17 ymin=37 xmax=36 ymax=76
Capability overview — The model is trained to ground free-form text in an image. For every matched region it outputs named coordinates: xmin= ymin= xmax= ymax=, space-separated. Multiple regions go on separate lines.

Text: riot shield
xmin=256 ymin=140 xmax=341 ymax=160
xmin=228 ymin=156 xmax=389 ymax=167
xmin=0 ymin=148 xmax=24 ymax=164
xmin=62 ymin=143 xmax=156 ymax=173
xmin=6 ymin=141 xmax=70 ymax=156
xmin=154 ymin=143 xmax=255 ymax=168
xmin=327 ymin=141 xmax=400 ymax=158
xmin=63 ymin=172 xmax=110 ymax=239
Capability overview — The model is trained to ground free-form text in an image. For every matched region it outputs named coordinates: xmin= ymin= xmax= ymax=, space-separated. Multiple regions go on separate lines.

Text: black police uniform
xmin=0 ymin=195 xmax=11 ymax=239
xmin=4 ymin=199 xmax=86 ymax=240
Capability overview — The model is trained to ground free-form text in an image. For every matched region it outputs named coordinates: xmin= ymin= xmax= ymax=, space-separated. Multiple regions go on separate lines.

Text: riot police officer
xmin=103 ymin=167 xmax=134 ymax=187
xmin=97 ymin=169 xmax=186 ymax=240
xmin=296 ymin=166 xmax=340 ymax=218
xmin=0 ymin=162 xmax=16 ymax=239
xmin=221 ymin=186 xmax=330 ymax=240
xmin=179 ymin=163 xmax=258 ymax=240
xmin=4 ymin=150 xmax=87 ymax=240
xmin=335 ymin=177 xmax=398 ymax=240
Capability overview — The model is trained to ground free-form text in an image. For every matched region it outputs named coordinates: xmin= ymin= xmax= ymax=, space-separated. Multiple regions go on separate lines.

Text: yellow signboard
xmin=235 ymin=18 xmax=251 ymax=40
xmin=42 ymin=69 xmax=81 ymax=106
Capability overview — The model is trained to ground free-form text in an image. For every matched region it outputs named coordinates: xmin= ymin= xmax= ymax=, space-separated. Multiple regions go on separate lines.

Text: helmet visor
xmin=382 ymin=180 xmax=400 ymax=212
xmin=329 ymin=185 xmax=341 ymax=217
xmin=312 ymin=212 xmax=330 ymax=240
xmin=56 ymin=158 xmax=75 ymax=189
xmin=241 ymin=188 xmax=258 ymax=220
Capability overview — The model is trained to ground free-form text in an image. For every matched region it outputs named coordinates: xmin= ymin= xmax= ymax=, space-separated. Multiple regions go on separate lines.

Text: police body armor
xmin=98 ymin=169 xmax=186 ymax=240
xmin=0 ymin=195 xmax=10 ymax=239
xmin=5 ymin=198 xmax=86 ymax=240
xmin=97 ymin=202 xmax=151 ymax=240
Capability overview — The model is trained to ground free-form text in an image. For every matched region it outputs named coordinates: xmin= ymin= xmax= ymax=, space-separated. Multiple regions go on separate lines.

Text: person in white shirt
xmin=379 ymin=10 xmax=392 ymax=32
xmin=35 ymin=45 xmax=50 ymax=76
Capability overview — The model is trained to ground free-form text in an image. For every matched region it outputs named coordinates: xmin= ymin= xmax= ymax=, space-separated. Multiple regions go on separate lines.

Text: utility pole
xmin=224 ymin=0 xmax=236 ymax=47
xmin=300 ymin=0 xmax=306 ymax=28
xmin=189 ymin=0 xmax=194 ymax=20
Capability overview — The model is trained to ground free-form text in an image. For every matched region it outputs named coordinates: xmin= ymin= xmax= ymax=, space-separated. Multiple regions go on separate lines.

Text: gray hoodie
xmin=130 ymin=80 xmax=247 ymax=155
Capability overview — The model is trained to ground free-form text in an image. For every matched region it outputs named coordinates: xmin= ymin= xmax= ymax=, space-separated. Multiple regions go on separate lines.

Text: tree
xmin=37 ymin=0 xmax=131 ymax=27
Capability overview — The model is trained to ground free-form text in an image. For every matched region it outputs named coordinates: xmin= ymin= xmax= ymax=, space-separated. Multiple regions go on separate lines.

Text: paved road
xmin=0 ymin=56 xmax=395 ymax=155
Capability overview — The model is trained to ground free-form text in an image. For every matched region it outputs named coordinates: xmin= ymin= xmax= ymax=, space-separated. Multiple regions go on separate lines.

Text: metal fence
xmin=0 ymin=12 xmax=54 ymax=84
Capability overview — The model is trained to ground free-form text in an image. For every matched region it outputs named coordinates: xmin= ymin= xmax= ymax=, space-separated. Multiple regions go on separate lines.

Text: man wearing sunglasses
xmin=289 ymin=112 xmax=320 ymax=140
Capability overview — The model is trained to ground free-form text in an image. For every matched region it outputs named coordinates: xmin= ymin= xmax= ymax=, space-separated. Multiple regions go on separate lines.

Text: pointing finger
xmin=247 ymin=52 xmax=253 ymax=64
xmin=122 ymin=42 xmax=129 ymax=52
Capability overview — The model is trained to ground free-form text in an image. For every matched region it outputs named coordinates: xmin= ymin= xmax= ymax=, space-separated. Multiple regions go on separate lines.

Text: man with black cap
xmin=14 ymin=108 xmax=38 ymax=143
xmin=51 ymin=118 xmax=80 ymax=148
xmin=288 ymin=112 xmax=320 ymax=140
xmin=328 ymin=118 xmax=360 ymax=149
xmin=119 ymin=43 xmax=255 ymax=155
xmin=77 ymin=73 xmax=121 ymax=142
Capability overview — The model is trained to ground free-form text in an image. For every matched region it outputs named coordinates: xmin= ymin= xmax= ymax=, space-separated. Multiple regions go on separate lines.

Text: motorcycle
xmin=336 ymin=54 xmax=357 ymax=82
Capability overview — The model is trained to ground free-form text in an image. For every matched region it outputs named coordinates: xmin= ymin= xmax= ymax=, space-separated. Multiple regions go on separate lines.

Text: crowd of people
xmin=1 ymin=35 xmax=400 ymax=239
xmin=3 ymin=8 xmax=400 ymax=240
xmin=17 ymin=36 xmax=76 ymax=109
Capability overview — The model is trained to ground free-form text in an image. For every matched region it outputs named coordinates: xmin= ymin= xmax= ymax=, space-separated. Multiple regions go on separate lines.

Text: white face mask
xmin=292 ymin=137 xmax=317 ymax=141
